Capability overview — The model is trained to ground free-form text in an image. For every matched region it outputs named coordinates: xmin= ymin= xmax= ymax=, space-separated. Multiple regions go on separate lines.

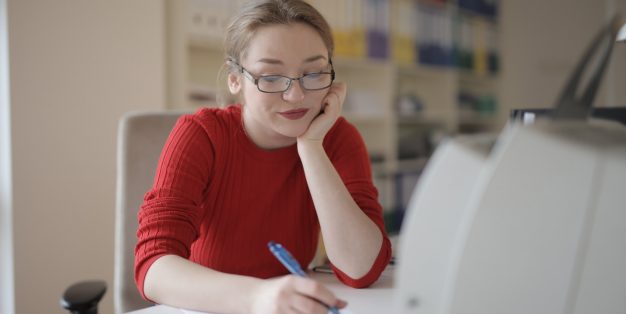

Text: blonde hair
xmin=224 ymin=0 xmax=334 ymax=72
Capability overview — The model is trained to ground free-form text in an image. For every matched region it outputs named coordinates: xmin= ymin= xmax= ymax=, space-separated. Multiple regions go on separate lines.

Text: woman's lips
xmin=279 ymin=109 xmax=309 ymax=120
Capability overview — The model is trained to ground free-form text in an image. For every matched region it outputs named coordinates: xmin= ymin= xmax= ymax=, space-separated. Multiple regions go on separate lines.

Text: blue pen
xmin=268 ymin=241 xmax=341 ymax=314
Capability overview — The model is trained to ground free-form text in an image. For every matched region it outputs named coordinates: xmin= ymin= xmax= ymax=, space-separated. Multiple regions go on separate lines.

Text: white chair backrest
xmin=114 ymin=111 xmax=187 ymax=313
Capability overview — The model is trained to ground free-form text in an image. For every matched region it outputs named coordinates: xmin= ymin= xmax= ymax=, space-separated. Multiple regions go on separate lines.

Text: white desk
xmin=127 ymin=269 xmax=394 ymax=314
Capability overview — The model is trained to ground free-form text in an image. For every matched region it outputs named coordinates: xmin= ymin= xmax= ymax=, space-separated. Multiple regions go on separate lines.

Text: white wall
xmin=1 ymin=0 xmax=15 ymax=313
xmin=7 ymin=1 xmax=165 ymax=313
xmin=499 ymin=0 xmax=626 ymax=123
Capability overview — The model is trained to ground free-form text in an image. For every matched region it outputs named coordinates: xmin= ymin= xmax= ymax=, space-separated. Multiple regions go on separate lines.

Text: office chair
xmin=61 ymin=111 xmax=187 ymax=314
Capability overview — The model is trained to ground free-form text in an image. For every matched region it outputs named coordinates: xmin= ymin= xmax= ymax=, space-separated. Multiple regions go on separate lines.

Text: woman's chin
xmin=275 ymin=125 xmax=309 ymax=139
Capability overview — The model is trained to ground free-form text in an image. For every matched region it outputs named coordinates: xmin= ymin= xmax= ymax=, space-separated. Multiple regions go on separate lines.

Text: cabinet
xmin=165 ymin=0 xmax=501 ymax=230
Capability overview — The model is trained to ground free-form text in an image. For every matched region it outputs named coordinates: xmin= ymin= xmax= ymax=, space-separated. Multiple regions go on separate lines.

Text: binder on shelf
xmin=458 ymin=90 xmax=497 ymax=118
xmin=441 ymin=8 xmax=455 ymax=66
xmin=416 ymin=5 xmax=429 ymax=65
xmin=365 ymin=0 xmax=390 ymax=59
xmin=472 ymin=19 xmax=488 ymax=75
xmin=417 ymin=5 xmax=455 ymax=67
xmin=458 ymin=0 xmax=498 ymax=18
xmin=457 ymin=15 xmax=474 ymax=70
xmin=310 ymin=0 xmax=366 ymax=59
xmin=333 ymin=0 xmax=351 ymax=57
xmin=487 ymin=22 xmax=499 ymax=73
xmin=391 ymin=0 xmax=417 ymax=65
xmin=344 ymin=0 xmax=366 ymax=58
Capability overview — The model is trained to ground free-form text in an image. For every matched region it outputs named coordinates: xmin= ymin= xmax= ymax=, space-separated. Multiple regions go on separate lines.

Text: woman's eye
xmin=305 ymin=72 xmax=322 ymax=79
xmin=261 ymin=75 xmax=283 ymax=83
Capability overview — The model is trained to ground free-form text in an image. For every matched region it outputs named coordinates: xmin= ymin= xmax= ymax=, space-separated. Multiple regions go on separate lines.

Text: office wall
xmin=499 ymin=0 xmax=626 ymax=122
xmin=1 ymin=0 xmax=15 ymax=313
xmin=7 ymin=1 xmax=165 ymax=313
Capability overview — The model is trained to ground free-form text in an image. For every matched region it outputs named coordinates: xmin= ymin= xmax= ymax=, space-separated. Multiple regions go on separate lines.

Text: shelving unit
xmin=165 ymin=0 xmax=502 ymax=226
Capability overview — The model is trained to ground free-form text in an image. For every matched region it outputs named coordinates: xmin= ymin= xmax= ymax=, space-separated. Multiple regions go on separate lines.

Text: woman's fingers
xmin=290 ymin=293 xmax=329 ymax=314
xmin=336 ymin=299 xmax=348 ymax=308
xmin=291 ymin=276 xmax=346 ymax=310
xmin=252 ymin=276 xmax=347 ymax=314
xmin=297 ymin=82 xmax=348 ymax=142
xmin=324 ymin=82 xmax=346 ymax=114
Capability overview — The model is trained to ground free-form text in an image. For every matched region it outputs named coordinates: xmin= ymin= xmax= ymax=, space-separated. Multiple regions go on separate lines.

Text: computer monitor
xmin=394 ymin=119 xmax=626 ymax=314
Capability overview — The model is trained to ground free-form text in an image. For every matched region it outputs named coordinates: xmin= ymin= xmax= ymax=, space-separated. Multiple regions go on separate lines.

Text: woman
xmin=135 ymin=1 xmax=392 ymax=313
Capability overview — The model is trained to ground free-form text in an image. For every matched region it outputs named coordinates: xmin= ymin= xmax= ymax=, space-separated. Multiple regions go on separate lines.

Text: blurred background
xmin=1 ymin=0 xmax=626 ymax=313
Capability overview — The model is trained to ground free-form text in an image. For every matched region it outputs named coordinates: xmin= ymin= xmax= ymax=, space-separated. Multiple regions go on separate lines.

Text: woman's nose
xmin=282 ymin=79 xmax=305 ymax=103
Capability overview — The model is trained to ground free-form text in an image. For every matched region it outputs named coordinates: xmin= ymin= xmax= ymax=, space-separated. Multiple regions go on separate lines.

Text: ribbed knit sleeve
xmin=324 ymin=118 xmax=393 ymax=288
xmin=134 ymin=114 xmax=215 ymax=300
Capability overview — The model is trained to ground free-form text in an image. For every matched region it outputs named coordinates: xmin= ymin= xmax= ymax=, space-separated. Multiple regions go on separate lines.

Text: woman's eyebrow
xmin=256 ymin=58 xmax=283 ymax=65
xmin=303 ymin=55 xmax=327 ymax=63
xmin=255 ymin=55 xmax=327 ymax=65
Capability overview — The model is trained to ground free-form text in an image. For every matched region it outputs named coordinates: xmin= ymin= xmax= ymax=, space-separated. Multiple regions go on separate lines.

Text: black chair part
xmin=60 ymin=280 xmax=107 ymax=314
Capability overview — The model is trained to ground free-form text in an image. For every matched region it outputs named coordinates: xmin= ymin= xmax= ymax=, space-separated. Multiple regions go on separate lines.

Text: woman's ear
xmin=228 ymin=73 xmax=242 ymax=94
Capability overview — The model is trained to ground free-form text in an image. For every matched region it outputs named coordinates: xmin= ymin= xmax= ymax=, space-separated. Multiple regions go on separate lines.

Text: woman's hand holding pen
xmin=297 ymin=82 xmax=347 ymax=144
xmin=250 ymin=275 xmax=347 ymax=314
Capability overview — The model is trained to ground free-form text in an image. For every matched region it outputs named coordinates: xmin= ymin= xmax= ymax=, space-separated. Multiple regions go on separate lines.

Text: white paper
xmin=182 ymin=308 xmax=354 ymax=314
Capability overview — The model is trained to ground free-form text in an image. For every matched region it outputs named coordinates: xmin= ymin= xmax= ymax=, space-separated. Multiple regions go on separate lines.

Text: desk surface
xmin=127 ymin=269 xmax=394 ymax=314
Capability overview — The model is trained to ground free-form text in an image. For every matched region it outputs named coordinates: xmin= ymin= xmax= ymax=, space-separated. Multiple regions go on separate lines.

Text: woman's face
xmin=230 ymin=22 xmax=331 ymax=149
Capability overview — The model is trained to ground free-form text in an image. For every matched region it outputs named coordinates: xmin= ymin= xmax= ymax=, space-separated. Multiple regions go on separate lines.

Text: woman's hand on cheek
xmin=297 ymin=82 xmax=347 ymax=144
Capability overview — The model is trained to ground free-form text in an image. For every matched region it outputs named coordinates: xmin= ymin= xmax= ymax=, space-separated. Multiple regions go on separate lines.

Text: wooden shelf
xmin=343 ymin=113 xmax=387 ymax=125
xmin=397 ymin=157 xmax=429 ymax=172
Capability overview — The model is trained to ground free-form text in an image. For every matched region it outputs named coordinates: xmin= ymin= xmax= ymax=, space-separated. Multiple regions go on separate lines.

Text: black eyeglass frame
xmin=229 ymin=59 xmax=336 ymax=93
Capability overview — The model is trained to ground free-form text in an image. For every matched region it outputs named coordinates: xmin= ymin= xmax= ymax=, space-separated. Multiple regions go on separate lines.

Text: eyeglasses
xmin=231 ymin=60 xmax=335 ymax=93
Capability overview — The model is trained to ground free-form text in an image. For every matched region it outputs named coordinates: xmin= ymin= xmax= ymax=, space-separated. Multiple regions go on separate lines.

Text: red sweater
xmin=135 ymin=105 xmax=392 ymax=299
